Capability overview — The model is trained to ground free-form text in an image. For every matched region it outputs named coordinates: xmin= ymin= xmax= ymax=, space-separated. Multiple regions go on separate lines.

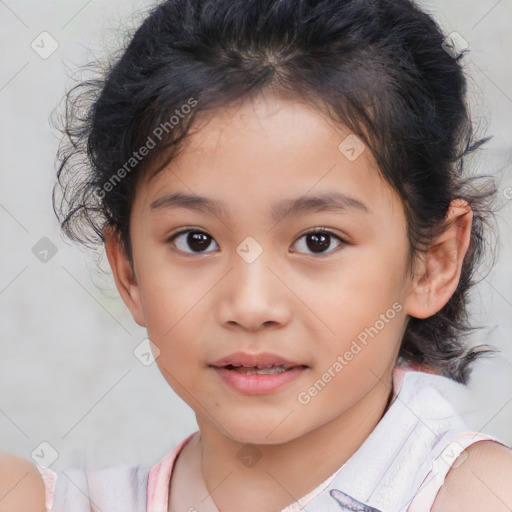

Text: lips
xmin=210 ymin=351 xmax=308 ymax=394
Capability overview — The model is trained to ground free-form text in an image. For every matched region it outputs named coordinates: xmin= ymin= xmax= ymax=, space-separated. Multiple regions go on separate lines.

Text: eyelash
xmin=167 ymin=228 xmax=347 ymax=256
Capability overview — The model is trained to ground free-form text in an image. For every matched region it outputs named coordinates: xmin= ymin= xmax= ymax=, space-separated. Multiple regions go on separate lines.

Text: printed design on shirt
xmin=330 ymin=489 xmax=383 ymax=511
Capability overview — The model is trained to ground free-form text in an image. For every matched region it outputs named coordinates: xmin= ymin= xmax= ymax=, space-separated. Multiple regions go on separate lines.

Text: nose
xmin=215 ymin=246 xmax=292 ymax=332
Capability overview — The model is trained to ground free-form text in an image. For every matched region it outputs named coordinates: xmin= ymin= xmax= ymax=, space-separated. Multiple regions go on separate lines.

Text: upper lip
xmin=210 ymin=351 xmax=306 ymax=368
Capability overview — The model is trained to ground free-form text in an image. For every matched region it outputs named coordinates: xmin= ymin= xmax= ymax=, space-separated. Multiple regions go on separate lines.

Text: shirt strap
xmin=146 ymin=432 xmax=198 ymax=512
xmin=35 ymin=465 xmax=58 ymax=512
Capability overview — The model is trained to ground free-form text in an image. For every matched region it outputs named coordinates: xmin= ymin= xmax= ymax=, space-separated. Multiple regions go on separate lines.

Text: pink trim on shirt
xmin=147 ymin=432 xmax=197 ymax=512
xmin=35 ymin=465 xmax=57 ymax=512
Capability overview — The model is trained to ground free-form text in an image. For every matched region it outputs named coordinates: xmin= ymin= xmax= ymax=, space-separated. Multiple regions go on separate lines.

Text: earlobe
xmin=103 ymin=225 xmax=146 ymax=327
xmin=404 ymin=199 xmax=473 ymax=319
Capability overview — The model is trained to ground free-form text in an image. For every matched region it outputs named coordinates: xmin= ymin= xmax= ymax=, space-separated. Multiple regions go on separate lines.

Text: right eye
xmin=167 ymin=229 xmax=219 ymax=254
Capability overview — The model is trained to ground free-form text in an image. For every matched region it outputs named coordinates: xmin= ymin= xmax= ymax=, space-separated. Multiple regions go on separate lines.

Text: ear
xmin=103 ymin=226 xmax=146 ymax=327
xmin=404 ymin=199 xmax=473 ymax=319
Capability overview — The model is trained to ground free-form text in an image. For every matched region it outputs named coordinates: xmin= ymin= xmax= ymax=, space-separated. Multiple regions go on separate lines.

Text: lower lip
xmin=212 ymin=366 xmax=307 ymax=395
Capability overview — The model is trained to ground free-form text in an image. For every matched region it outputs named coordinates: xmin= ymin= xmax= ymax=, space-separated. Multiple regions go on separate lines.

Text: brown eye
xmin=169 ymin=229 xmax=218 ymax=254
xmin=293 ymin=229 xmax=345 ymax=255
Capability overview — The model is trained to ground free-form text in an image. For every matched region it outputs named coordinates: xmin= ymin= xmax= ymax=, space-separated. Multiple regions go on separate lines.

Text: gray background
xmin=1 ymin=0 xmax=511 ymax=472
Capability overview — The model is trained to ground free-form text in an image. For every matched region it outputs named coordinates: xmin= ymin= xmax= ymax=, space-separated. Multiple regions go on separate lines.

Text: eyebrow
xmin=149 ymin=191 xmax=371 ymax=221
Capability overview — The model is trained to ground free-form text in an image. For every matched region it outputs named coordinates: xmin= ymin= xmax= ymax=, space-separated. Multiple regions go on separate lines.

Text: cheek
xmin=308 ymin=254 xmax=406 ymax=370
xmin=136 ymin=273 xmax=199 ymax=359
xmin=136 ymin=249 xmax=202 ymax=326
xmin=146 ymin=301 xmax=203 ymax=384
xmin=309 ymin=253 xmax=404 ymax=326
xmin=134 ymin=259 xmax=213 ymax=361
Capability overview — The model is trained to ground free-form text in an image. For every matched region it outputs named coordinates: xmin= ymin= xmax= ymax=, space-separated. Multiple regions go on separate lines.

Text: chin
xmin=221 ymin=416 xmax=305 ymax=446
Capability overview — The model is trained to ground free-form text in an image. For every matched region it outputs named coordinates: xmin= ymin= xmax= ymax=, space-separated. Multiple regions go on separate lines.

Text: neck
xmin=196 ymin=370 xmax=395 ymax=512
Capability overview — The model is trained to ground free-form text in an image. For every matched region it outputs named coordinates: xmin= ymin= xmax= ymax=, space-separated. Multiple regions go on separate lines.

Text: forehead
xmin=135 ymin=93 xmax=403 ymax=224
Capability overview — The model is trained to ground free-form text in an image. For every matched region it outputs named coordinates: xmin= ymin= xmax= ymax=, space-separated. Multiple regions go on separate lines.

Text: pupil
xmin=188 ymin=232 xmax=210 ymax=252
xmin=307 ymin=233 xmax=329 ymax=253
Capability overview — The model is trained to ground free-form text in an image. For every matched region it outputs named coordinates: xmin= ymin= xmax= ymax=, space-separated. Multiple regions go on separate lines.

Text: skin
xmin=432 ymin=441 xmax=512 ymax=512
xmin=105 ymin=91 xmax=477 ymax=512
xmin=0 ymin=453 xmax=45 ymax=512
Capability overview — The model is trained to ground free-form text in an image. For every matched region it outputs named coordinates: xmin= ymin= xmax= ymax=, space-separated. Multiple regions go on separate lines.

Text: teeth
xmin=240 ymin=364 xmax=275 ymax=368
xmin=228 ymin=364 xmax=290 ymax=374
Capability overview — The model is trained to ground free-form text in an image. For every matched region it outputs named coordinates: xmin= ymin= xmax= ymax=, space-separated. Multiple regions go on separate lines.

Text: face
xmin=119 ymin=93 xmax=417 ymax=444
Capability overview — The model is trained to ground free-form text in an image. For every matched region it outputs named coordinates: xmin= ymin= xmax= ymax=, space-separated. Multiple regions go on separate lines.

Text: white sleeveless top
xmin=37 ymin=365 xmax=507 ymax=512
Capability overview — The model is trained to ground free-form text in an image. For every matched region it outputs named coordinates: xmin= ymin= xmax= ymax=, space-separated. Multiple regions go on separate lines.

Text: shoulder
xmin=0 ymin=452 xmax=46 ymax=512
xmin=431 ymin=440 xmax=512 ymax=512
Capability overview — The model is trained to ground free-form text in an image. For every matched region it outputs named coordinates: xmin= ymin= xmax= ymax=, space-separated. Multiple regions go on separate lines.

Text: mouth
xmin=220 ymin=364 xmax=308 ymax=375
xmin=209 ymin=352 xmax=309 ymax=394
xmin=210 ymin=351 xmax=307 ymax=369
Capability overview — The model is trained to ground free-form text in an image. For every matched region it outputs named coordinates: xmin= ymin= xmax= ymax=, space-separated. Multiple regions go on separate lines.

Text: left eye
xmin=292 ymin=229 xmax=346 ymax=255
xmin=169 ymin=230 xmax=219 ymax=254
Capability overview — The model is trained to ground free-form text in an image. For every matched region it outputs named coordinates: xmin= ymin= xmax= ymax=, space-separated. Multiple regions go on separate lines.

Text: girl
xmin=11 ymin=0 xmax=512 ymax=511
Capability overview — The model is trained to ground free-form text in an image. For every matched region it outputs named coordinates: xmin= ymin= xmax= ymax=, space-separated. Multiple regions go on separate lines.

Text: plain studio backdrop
xmin=0 ymin=0 xmax=511 ymax=473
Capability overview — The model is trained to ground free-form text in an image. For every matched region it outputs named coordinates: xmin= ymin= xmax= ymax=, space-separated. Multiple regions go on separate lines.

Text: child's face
xmin=120 ymin=93 xmax=417 ymax=443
